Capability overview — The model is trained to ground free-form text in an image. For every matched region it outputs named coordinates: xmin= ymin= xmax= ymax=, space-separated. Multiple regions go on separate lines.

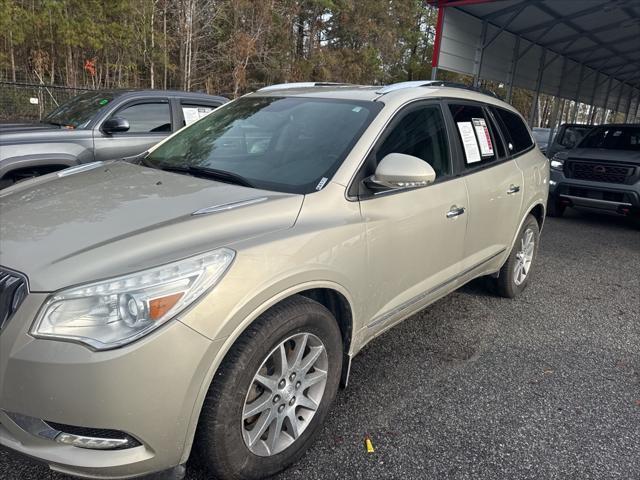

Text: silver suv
xmin=0 ymin=81 xmax=549 ymax=480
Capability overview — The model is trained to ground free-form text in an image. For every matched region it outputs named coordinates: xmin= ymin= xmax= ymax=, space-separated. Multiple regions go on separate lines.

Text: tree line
xmin=3 ymin=0 xmax=617 ymax=125
xmin=0 ymin=0 xmax=445 ymax=97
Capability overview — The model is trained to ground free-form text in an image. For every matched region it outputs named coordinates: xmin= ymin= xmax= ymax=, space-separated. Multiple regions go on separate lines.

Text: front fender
xmin=177 ymin=278 xmax=354 ymax=465
xmin=0 ymin=152 xmax=80 ymax=178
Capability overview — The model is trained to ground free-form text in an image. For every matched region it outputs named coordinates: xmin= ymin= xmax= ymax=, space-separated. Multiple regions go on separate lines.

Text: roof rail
xmin=376 ymin=80 xmax=499 ymax=98
xmin=258 ymin=82 xmax=353 ymax=92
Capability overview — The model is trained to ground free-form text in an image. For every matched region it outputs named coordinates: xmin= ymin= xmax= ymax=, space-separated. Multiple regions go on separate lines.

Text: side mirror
xmin=368 ymin=153 xmax=436 ymax=190
xmin=102 ymin=117 xmax=130 ymax=134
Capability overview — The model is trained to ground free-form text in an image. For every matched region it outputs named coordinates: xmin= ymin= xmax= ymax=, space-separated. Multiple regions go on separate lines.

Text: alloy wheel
xmin=241 ymin=332 xmax=328 ymax=456
xmin=513 ymin=227 xmax=535 ymax=286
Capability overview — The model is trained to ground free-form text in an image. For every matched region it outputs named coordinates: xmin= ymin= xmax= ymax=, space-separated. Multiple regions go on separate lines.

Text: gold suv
xmin=0 ymin=81 xmax=549 ymax=479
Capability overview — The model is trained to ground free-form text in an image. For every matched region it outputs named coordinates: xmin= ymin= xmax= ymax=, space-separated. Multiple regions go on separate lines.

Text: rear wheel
xmin=495 ymin=214 xmax=540 ymax=298
xmin=195 ymin=296 xmax=342 ymax=480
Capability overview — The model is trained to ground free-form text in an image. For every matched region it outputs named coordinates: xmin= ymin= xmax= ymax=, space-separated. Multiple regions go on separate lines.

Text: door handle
xmin=507 ymin=185 xmax=521 ymax=195
xmin=446 ymin=206 xmax=466 ymax=218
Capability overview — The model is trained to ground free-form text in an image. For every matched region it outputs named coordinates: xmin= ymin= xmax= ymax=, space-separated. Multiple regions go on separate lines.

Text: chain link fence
xmin=0 ymin=82 xmax=93 ymax=122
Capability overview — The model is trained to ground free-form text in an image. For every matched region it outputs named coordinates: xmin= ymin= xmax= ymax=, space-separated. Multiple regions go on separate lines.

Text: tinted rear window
xmin=449 ymin=103 xmax=499 ymax=167
xmin=493 ymin=107 xmax=534 ymax=155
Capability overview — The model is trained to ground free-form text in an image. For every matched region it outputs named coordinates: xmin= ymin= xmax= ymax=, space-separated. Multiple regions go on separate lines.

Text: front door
xmin=359 ymin=103 xmax=468 ymax=328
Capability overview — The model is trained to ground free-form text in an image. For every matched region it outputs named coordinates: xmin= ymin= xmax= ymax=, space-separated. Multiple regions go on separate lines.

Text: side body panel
xmin=515 ymin=148 xmax=549 ymax=232
xmin=462 ymin=161 xmax=524 ymax=271
xmin=359 ymin=179 xmax=468 ymax=331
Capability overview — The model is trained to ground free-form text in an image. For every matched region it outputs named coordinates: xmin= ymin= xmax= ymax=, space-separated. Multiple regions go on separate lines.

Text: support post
xmin=528 ymin=48 xmax=547 ymax=126
xmin=546 ymin=98 xmax=561 ymax=149
xmin=624 ymin=89 xmax=636 ymax=122
xmin=628 ymin=90 xmax=640 ymax=123
xmin=600 ymin=77 xmax=612 ymax=124
xmin=473 ymin=20 xmax=488 ymax=88
xmin=506 ymin=36 xmax=520 ymax=103
xmin=586 ymin=72 xmax=600 ymax=125
xmin=612 ymin=82 xmax=624 ymax=123
xmin=547 ymin=57 xmax=568 ymax=147
xmin=571 ymin=64 xmax=585 ymax=123
xmin=430 ymin=6 xmax=445 ymax=81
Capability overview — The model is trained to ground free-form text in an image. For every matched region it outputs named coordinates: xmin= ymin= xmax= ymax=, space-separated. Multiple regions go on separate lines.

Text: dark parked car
xmin=544 ymin=123 xmax=592 ymax=159
xmin=532 ymin=127 xmax=551 ymax=154
xmin=0 ymin=89 xmax=227 ymax=188
xmin=548 ymin=123 xmax=640 ymax=225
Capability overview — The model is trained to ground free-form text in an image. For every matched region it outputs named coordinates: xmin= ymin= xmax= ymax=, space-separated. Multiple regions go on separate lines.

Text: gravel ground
xmin=2 ymin=209 xmax=639 ymax=480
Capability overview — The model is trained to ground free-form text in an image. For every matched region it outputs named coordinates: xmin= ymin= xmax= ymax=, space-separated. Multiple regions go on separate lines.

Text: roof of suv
xmin=251 ymin=82 xmax=516 ymax=112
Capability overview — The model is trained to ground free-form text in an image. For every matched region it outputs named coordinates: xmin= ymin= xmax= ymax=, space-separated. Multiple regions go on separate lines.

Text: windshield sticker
xmin=457 ymin=122 xmax=481 ymax=164
xmin=352 ymin=106 xmax=363 ymax=113
xmin=316 ymin=177 xmax=329 ymax=191
xmin=98 ymin=98 xmax=109 ymax=106
xmin=472 ymin=118 xmax=494 ymax=157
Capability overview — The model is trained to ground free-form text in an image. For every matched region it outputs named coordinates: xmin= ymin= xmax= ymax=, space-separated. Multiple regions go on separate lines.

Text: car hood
xmin=0 ymin=122 xmax=61 ymax=133
xmin=0 ymin=162 xmax=303 ymax=291
xmin=567 ymin=148 xmax=640 ymax=165
xmin=0 ymin=125 xmax=89 ymax=146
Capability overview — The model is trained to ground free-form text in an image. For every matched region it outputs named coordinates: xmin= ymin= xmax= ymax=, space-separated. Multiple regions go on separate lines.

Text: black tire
xmin=546 ymin=196 xmax=565 ymax=217
xmin=195 ymin=295 xmax=343 ymax=480
xmin=495 ymin=214 xmax=540 ymax=298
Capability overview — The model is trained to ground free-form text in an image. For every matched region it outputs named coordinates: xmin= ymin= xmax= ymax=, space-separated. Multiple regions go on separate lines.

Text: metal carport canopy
xmin=430 ymin=0 xmax=640 ymax=123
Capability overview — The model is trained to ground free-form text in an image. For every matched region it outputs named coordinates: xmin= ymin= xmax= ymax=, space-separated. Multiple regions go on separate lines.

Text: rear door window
xmin=492 ymin=107 xmax=534 ymax=155
xmin=448 ymin=103 xmax=498 ymax=168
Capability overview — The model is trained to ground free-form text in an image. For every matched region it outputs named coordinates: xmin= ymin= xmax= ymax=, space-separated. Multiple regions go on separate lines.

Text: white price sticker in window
xmin=182 ymin=106 xmax=214 ymax=125
xmin=472 ymin=118 xmax=494 ymax=157
xmin=457 ymin=122 xmax=481 ymax=164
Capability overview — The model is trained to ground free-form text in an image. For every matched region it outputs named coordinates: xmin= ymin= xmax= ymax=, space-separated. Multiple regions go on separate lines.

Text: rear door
xmin=446 ymin=102 xmax=524 ymax=272
xmin=358 ymin=102 xmax=468 ymax=329
xmin=93 ymin=98 xmax=173 ymax=162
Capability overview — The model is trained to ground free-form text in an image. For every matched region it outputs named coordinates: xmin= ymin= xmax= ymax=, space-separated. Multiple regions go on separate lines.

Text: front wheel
xmin=495 ymin=214 xmax=540 ymax=298
xmin=195 ymin=295 xmax=342 ymax=480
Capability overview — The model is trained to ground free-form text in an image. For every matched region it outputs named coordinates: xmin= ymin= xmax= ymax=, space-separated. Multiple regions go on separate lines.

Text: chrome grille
xmin=0 ymin=268 xmax=27 ymax=331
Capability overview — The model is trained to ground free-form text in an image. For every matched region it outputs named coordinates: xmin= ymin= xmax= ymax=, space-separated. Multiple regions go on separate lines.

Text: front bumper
xmin=549 ymin=169 xmax=640 ymax=214
xmin=0 ymin=292 xmax=220 ymax=479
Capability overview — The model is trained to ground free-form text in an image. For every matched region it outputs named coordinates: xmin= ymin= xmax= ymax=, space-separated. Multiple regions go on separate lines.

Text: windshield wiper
xmin=155 ymin=164 xmax=254 ymax=188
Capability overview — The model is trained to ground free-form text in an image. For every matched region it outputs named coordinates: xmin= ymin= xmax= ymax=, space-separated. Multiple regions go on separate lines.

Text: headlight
xmin=31 ymin=249 xmax=235 ymax=350
xmin=550 ymin=155 xmax=565 ymax=171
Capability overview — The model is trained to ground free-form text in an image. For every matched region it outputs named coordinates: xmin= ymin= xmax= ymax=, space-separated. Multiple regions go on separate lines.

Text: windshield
xmin=146 ymin=96 xmax=382 ymax=194
xmin=558 ymin=125 xmax=590 ymax=147
xmin=579 ymin=125 xmax=640 ymax=151
xmin=44 ymin=91 xmax=115 ymax=128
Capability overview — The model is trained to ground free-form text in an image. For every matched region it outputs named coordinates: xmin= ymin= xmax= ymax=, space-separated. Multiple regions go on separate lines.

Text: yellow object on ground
xmin=365 ymin=436 xmax=374 ymax=453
